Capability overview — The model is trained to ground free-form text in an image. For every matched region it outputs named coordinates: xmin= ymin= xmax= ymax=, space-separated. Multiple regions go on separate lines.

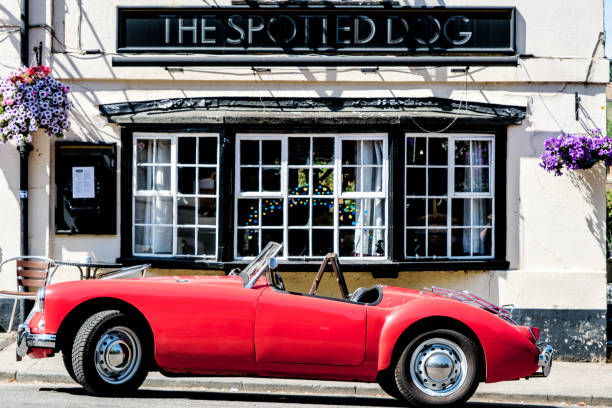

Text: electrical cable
xmin=407 ymin=68 xmax=470 ymax=133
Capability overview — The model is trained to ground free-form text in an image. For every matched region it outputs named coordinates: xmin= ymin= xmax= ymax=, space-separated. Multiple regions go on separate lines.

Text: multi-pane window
xmin=235 ymin=134 xmax=387 ymax=260
xmin=133 ymin=133 xmax=219 ymax=257
xmin=405 ymin=134 xmax=494 ymax=259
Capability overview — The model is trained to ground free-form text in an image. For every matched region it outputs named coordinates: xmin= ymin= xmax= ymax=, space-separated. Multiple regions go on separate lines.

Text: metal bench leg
xmin=7 ymin=299 xmax=18 ymax=332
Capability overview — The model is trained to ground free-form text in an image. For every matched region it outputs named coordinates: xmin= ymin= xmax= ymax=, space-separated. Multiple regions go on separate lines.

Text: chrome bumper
xmin=16 ymin=325 xmax=56 ymax=361
xmin=530 ymin=344 xmax=555 ymax=377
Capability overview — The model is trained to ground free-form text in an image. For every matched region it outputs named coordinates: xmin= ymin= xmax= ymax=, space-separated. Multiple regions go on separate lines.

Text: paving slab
xmin=0 ymin=333 xmax=15 ymax=352
xmin=1 ymin=341 xmax=611 ymax=405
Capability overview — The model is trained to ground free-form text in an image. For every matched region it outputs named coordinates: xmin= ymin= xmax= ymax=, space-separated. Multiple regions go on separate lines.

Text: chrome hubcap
xmin=95 ymin=326 xmax=141 ymax=384
xmin=409 ymin=338 xmax=467 ymax=397
xmin=424 ymin=353 xmax=453 ymax=381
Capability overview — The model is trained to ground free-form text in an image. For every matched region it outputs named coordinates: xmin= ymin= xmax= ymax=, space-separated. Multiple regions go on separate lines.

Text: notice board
xmin=55 ymin=142 xmax=117 ymax=234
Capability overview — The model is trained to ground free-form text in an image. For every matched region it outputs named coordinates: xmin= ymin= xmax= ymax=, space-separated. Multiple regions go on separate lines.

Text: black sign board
xmin=55 ymin=143 xmax=117 ymax=235
xmin=117 ymin=7 xmax=515 ymax=55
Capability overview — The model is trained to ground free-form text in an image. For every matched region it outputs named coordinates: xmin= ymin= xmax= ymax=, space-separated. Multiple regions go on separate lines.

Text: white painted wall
xmin=0 ymin=0 xmax=607 ymax=312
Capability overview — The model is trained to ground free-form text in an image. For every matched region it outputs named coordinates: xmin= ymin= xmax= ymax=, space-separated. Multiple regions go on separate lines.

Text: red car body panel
xmin=255 ymin=289 xmax=366 ymax=366
xmin=375 ymin=287 xmax=539 ymax=383
xmin=32 ymin=275 xmax=540 ymax=384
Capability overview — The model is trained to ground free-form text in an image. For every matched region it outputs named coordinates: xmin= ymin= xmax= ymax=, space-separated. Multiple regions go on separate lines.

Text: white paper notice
xmin=72 ymin=166 xmax=95 ymax=199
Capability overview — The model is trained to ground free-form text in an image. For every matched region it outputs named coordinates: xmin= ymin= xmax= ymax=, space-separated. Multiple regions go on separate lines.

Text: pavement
xmin=0 ymin=333 xmax=611 ymax=406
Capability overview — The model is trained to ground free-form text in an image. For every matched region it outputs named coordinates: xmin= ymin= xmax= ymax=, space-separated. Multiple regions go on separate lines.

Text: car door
xmin=149 ymin=280 xmax=262 ymax=375
xmin=254 ymin=288 xmax=367 ymax=366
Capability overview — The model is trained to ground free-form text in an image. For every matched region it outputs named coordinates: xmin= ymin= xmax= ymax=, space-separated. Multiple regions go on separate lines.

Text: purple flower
xmin=540 ymin=131 xmax=612 ymax=176
xmin=0 ymin=66 xmax=72 ymax=143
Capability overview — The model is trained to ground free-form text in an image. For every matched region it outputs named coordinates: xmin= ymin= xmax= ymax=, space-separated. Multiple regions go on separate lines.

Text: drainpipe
xmin=17 ymin=143 xmax=32 ymax=258
xmin=18 ymin=0 xmax=30 ymax=327
xmin=20 ymin=0 xmax=29 ymax=66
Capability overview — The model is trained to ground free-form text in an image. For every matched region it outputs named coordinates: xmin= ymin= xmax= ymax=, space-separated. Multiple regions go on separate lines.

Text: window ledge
xmin=118 ymin=257 xmax=509 ymax=277
xmin=117 ymin=257 xmax=225 ymax=271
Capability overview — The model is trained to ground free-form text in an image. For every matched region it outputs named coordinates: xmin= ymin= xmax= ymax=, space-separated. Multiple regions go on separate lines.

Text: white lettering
xmin=248 ymin=16 xmax=265 ymax=44
xmin=164 ymin=17 xmax=171 ymax=44
xmin=387 ymin=17 xmax=408 ymax=45
xmin=321 ymin=17 xmax=328 ymax=44
xmin=354 ymin=16 xmax=375 ymax=44
xmin=227 ymin=15 xmax=245 ymax=45
xmin=267 ymin=15 xmax=297 ymax=44
xmin=178 ymin=18 xmax=197 ymax=44
xmin=414 ymin=16 xmax=441 ymax=45
xmin=300 ymin=15 xmax=315 ymax=44
xmin=443 ymin=15 xmax=472 ymax=46
xmin=336 ymin=15 xmax=351 ymax=44
xmin=201 ymin=17 xmax=216 ymax=44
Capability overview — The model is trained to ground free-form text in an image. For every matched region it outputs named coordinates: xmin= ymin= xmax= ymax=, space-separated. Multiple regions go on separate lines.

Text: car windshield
xmin=239 ymin=241 xmax=282 ymax=288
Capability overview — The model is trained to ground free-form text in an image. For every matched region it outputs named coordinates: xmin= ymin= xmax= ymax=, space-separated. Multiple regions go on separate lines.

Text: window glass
xmin=236 ymin=134 xmax=387 ymax=259
xmin=406 ymin=135 xmax=494 ymax=259
xmin=133 ymin=134 xmax=219 ymax=258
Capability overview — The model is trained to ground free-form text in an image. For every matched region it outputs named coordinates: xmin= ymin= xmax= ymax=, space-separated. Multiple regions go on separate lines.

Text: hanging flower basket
xmin=0 ymin=65 xmax=72 ymax=144
xmin=539 ymin=129 xmax=612 ymax=176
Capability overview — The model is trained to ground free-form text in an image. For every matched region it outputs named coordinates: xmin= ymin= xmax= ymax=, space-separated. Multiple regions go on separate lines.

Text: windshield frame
xmin=239 ymin=241 xmax=283 ymax=288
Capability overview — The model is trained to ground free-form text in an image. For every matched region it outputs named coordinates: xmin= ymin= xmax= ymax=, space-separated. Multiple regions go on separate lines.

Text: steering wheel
xmin=274 ymin=271 xmax=286 ymax=291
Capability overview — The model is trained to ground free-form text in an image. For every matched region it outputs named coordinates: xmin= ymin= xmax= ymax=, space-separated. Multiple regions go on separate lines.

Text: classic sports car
xmin=17 ymin=242 xmax=553 ymax=407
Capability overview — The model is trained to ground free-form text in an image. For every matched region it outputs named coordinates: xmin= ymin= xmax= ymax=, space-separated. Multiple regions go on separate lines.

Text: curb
xmin=1 ymin=369 xmax=611 ymax=406
xmin=473 ymin=393 xmax=612 ymax=407
xmin=0 ymin=335 xmax=16 ymax=352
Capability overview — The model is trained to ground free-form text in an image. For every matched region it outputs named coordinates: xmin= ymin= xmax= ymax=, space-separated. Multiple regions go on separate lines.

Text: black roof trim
xmin=99 ymin=96 xmax=526 ymax=125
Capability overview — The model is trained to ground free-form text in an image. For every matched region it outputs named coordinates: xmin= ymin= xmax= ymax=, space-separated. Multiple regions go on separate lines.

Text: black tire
xmin=62 ymin=348 xmax=77 ymax=383
xmin=394 ymin=329 xmax=480 ymax=408
xmin=378 ymin=369 xmax=404 ymax=400
xmin=71 ymin=310 xmax=150 ymax=395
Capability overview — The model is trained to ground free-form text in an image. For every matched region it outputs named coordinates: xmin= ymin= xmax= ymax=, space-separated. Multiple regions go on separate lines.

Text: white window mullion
xmin=234 ymin=133 xmax=387 ymax=261
xmin=171 ymin=136 xmax=178 ymax=256
xmin=405 ymin=133 xmax=495 ymax=261
xmin=334 ymin=136 xmax=341 ymax=256
xmin=282 ymin=137 xmax=289 ymax=259
xmin=447 ymin=135 xmax=453 ymax=258
xmin=424 ymin=137 xmax=429 ymax=257
xmin=132 ymin=138 xmax=138 ymax=256
xmin=194 ymin=137 xmax=200 ymax=256
xmin=490 ymin=137 xmax=496 ymax=258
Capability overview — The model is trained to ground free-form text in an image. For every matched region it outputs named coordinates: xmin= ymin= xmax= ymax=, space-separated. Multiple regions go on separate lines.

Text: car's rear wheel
xmin=72 ymin=310 xmax=150 ymax=395
xmin=394 ymin=329 xmax=479 ymax=408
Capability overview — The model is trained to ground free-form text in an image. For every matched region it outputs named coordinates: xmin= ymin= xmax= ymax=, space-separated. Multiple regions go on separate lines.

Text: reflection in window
xmin=133 ymin=134 xmax=219 ymax=257
xmin=236 ymin=134 xmax=387 ymax=259
xmin=406 ymin=134 xmax=494 ymax=259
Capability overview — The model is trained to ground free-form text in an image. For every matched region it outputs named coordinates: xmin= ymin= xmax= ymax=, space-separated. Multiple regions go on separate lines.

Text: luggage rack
xmin=424 ymin=286 xmax=518 ymax=326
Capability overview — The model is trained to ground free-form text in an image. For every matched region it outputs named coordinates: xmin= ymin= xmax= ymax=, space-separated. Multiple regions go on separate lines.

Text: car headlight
xmin=34 ymin=287 xmax=45 ymax=314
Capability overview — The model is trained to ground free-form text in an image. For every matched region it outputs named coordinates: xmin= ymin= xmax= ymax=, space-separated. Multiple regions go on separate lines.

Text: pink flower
xmin=2 ymin=97 xmax=14 ymax=106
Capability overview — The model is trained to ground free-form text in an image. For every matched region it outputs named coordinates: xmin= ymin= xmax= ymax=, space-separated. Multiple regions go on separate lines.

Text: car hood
xmin=142 ymin=274 xmax=246 ymax=288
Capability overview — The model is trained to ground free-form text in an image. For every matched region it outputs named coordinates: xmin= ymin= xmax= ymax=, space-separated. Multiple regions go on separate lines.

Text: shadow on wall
xmin=50 ymin=0 xmax=123 ymax=143
xmin=567 ymin=166 xmax=607 ymax=261
xmin=0 ymin=3 xmax=20 ymax=72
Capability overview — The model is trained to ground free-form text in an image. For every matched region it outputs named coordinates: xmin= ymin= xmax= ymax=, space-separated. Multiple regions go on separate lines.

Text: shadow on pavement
xmin=39 ymin=387 xmax=563 ymax=408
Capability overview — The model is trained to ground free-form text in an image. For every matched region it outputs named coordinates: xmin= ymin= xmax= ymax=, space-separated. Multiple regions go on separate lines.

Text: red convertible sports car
xmin=17 ymin=242 xmax=553 ymax=407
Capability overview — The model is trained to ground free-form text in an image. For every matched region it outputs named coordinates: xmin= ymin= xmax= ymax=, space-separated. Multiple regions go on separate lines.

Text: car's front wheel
xmin=71 ymin=310 xmax=150 ymax=395
xmin=394 ymin=329 xmax=480 ymax=408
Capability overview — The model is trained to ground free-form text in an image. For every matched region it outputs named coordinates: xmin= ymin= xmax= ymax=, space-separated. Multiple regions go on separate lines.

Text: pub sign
xmin=117 ymin=7 xmax=515 ymax=55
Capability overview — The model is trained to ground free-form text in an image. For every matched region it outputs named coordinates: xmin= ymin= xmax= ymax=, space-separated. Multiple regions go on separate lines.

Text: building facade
xmin=0 ymin=0 xmax=609 ymax=360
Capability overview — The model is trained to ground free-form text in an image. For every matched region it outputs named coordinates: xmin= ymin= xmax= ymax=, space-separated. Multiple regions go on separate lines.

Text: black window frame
xmin=118 ymin=122 xmax=508 ymax=274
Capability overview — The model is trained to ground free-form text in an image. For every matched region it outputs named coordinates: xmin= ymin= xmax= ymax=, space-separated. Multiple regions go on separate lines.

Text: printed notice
xmin=72 ymin=166 xmax=95 ymax=199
